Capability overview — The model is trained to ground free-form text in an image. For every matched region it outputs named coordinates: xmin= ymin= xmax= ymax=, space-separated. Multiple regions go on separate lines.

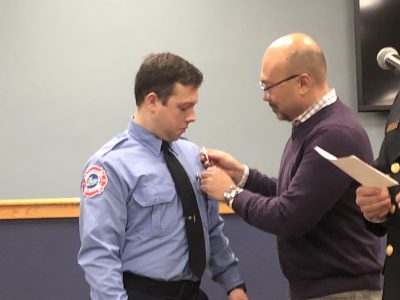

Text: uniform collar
xmin=127 ymin=119 xmax=164 ymax=157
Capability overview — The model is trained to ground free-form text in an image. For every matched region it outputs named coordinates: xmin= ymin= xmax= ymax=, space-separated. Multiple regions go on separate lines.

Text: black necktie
xmin=161 ymin=141 xmax=206 ymax=278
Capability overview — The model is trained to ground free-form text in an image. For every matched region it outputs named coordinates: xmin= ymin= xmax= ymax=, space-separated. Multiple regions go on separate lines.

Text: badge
xmin=82 ymin=165 xmax=108 ymax=198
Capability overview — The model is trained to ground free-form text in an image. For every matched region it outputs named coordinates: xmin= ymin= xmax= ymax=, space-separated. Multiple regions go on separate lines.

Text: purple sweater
xmin=233 ymin=99 xmax=381 ymax=299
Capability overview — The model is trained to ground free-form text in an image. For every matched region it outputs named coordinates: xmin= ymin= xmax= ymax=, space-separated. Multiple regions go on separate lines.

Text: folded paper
xmin=314 ymin=146 xmax=398 ymax=187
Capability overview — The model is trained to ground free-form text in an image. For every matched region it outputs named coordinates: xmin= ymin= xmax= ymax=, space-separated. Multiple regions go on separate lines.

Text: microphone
xmin=377 ymin=47 xmax=400 ymax=72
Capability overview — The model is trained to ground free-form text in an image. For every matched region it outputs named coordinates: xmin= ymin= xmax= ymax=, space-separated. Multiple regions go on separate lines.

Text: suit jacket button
xmin=391 ymin=162 xmax=400 ymax=174
xmin=390 ymin=204 xmax=396 ymax=214
xmin=386 ymin=244 xmax=394 ymax=257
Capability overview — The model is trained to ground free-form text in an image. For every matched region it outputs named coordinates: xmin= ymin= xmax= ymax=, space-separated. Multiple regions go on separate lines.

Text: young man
xmin=78 ymin=52 xmax=247 ymax=300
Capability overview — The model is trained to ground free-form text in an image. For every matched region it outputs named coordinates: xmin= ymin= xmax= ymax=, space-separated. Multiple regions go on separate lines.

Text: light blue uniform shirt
xmin=78 ymin=120 xmax=243 ymax=300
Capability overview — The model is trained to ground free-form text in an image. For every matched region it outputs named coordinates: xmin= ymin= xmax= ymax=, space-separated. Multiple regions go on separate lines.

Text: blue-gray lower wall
xmin=0 ymin=218 xmax=88 ymax=300
xmin=0 ymin=215 xmax=287 ymax=300
xmin=0 ymin=215 xmax=388 ymax=299
xmin=202 ymin=215 xmax=287 ymax=299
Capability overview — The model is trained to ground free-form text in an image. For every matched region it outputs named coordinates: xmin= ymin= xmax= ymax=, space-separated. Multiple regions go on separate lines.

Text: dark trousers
xmin=123 ymin=272 xmax=209 ymax=300
xmin=126 ymin=288 xmax=209 ymax=300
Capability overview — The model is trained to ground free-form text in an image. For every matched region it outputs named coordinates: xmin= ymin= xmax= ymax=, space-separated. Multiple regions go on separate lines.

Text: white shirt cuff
xmin=364 ymin=215 xmax=388 ymax=223
xmin=237 ymin=165 xmax=249 ymax=188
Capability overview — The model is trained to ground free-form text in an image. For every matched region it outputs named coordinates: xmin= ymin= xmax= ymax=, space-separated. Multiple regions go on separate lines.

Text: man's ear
xmin=298 ymin=73 xmax=311 ymax=96
xmin=144 ymin=92 xmax=159 ymax=113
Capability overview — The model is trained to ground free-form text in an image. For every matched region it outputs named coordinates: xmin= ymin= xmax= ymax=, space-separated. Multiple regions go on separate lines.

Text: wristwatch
xmin=223 ymin=185 xmax=243 ymax=208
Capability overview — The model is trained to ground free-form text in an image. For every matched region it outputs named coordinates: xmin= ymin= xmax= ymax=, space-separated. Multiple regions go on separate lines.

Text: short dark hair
xmin=134 ymin=52 xmax=203 ymax=106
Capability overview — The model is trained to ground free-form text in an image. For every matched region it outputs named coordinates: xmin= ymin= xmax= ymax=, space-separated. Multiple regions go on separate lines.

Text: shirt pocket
xmin=131 ymin=184 xmax=177 ymax=237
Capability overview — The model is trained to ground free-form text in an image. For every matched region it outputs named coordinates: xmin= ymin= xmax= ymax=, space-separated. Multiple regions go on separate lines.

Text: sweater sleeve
xmin=232 ymin=125 xmax=373 ymax=239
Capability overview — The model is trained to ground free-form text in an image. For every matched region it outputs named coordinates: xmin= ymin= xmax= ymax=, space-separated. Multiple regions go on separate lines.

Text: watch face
xmin=224 ymin=186 xmax=235 ymax=204
xmin=224 ymin=186 xmax=243 ymax=204
xmin=225 ymin=187 xmax=232 ymax=196
xmin=225 ymin=187 xmax=236 ymax=200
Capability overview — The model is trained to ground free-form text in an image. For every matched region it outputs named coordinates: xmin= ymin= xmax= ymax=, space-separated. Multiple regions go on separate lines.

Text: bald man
xmin=200 ymin=33 xmax=382 ymax=300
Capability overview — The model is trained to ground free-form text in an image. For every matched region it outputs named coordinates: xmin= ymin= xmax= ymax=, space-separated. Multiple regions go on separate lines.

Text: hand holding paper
xmin=314 ymin=146 xmax=398 ymax=187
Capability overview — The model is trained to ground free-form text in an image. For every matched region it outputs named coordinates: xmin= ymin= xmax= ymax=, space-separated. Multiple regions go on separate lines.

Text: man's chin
xmin=275 ymin=112 xmax=290 ymax=122
xmin=171 ymin=132 xmax=185 ymax=141
xmin=272 ymin=109 xmax=282 ymax=119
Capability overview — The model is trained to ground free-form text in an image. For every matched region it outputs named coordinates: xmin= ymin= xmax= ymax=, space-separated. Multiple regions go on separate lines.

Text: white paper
xmin=314 ymin=146 xmax=398 ymax=187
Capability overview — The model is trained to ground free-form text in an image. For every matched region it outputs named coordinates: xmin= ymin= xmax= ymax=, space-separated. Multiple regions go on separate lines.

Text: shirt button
xmin=391 ymin=162 xmax=400 ymax=174
xmin=386 ymin=244 xmax=394 ymax=257
xmin=390 ymin=204 xmax=396 ymax=214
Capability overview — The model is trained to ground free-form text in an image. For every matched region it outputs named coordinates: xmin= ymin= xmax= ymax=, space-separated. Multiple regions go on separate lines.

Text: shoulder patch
xmin=82 ymin=165 xmax=108 ymax=198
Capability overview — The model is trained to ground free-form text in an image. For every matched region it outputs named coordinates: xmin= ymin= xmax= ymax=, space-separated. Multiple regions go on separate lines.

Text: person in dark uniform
xmin=356 ymin=91 xmax=400 ymax=300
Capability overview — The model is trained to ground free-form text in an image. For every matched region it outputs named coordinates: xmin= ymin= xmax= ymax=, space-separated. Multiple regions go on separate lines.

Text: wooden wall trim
xmin=0 ymin=198 xmax=233 ymax=220
xmin=0 ymin=198 xmax=80 ymax=220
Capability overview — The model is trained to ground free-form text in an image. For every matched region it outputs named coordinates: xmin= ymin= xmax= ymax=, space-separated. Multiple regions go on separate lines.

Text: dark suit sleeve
xmin=365 ymin=220 xmax=388 ymax=237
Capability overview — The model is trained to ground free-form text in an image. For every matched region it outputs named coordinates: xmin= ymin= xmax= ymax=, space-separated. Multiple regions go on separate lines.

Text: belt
xmin=123 ymin=272 xmax=200 ymax=298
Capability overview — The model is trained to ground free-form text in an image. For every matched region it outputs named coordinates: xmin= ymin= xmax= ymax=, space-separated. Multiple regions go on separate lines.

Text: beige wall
xmin=0 ymin=0 xmax=387 ymax=199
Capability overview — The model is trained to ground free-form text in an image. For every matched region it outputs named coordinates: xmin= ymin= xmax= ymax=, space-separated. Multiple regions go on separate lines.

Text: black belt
xmin=123 ymin=272 xmax=200 ymax=298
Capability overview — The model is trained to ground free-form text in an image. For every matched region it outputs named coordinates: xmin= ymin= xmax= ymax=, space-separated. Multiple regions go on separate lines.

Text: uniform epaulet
xmin=95 ymin=134 xmax=128 ymax=159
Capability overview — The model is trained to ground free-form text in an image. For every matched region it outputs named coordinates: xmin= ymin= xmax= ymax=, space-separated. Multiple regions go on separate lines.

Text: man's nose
xmin=186 ymin=109 xmax=196 ymax=123
xmin=262 ymin=91 xmax=271 ymax=102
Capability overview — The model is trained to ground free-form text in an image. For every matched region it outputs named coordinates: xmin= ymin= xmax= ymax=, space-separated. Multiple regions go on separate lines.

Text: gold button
xmin=390 ymin=204 xmax=396 ymax=214
xmin=386 ymin=244 xmax=394 ymax=256
xmin=391 ymin=163 xmax=400 ymax=174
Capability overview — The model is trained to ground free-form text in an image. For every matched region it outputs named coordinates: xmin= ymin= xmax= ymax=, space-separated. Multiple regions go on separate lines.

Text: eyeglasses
xmin=259 ymin=74 xmax=300 ymax=97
